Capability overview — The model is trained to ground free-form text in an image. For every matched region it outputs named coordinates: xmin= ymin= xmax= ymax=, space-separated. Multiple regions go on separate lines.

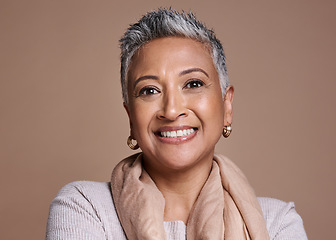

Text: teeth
xmin=160 ymin=128 xmax=195 ymax=138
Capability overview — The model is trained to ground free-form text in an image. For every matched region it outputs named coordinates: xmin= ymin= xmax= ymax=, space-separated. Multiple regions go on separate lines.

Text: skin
xmin=124 ymin=37 xmax=234 ymax=223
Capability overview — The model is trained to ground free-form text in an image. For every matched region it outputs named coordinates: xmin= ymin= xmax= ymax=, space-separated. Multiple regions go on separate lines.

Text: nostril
xmin=157 ymin=113 xmax=166 ymax=120
xmin=156 ymin=99 xmax=188 ymax=120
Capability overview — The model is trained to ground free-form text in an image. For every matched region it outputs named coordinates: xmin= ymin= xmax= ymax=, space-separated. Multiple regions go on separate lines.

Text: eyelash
xmin=184 ymin=79 xmax=205 ymax=89
xmin=137 ymin=79 xmax=205 ymax=97
xmin=138 ymin=86 xmax=160 ymax=96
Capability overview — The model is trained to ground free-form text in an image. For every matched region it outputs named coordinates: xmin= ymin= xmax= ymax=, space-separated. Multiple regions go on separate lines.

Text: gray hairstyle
xmin=120 ymin=9 xmax=229 ymax=103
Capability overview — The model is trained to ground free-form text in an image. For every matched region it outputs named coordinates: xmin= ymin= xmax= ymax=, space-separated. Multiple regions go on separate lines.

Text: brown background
xmin=1 ymin=0 xmax=335 ymax=239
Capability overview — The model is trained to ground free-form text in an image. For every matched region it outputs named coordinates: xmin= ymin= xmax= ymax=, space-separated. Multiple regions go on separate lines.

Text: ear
xmin=123 ymin=102 xmax=130 ymax=118
xmin=223 ymin=86 xmax=234 ymax=126
xmin=123 ymin=102 xmax=133 ymax=135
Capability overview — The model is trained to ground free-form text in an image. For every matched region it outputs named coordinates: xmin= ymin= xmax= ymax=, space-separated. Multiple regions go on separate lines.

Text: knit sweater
xmin=46 ymin=181 xmax=308 ymax=239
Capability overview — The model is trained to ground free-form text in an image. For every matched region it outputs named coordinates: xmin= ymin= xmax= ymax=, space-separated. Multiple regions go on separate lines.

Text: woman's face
xmin=125 ymin=37 xmax=233 ymax=173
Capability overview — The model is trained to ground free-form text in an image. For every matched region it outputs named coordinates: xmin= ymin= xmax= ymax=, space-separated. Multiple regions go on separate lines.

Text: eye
xmin=184 ymin=79 xmax=204 ymax=89
xmin=138 ymin=86 xmax=160 ymax=96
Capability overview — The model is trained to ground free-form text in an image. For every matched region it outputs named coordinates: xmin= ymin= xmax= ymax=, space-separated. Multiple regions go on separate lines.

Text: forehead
xmin=140 ymin=36 xmax=210 ymax=52
xmin=128 ymin=37 xmax=216 ymax=77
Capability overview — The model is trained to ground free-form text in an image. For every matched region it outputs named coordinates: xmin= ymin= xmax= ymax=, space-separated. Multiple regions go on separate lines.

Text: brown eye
xmin=139 ymin=87 xmax=160 ymax=96
xmin=184 ymin=80 xmax=204 ymax=89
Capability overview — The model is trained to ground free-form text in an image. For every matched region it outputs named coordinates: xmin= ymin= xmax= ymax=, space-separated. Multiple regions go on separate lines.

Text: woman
xmin=46 ymin=9 xmax=307 ymax=239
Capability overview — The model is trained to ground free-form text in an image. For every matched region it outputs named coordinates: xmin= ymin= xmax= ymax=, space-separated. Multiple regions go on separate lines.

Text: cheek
xmin=196 ymin=100 xmax=224 ymax=141
xmin=194 ymin=94 xmax=224 ymax=123
xmin=129 ymin=103 xmax=154 ymax=137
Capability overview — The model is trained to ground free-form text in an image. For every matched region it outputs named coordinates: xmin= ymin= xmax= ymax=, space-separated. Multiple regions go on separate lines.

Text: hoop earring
xmin=222 ymin=125 xmax=232 ymax=138
xmin=127 ymin=136 xmax=139 ymax=150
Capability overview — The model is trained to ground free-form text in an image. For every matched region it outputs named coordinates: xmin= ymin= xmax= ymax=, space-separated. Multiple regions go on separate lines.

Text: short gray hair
xmin=120 ymin=9 xmax=229 ymax=104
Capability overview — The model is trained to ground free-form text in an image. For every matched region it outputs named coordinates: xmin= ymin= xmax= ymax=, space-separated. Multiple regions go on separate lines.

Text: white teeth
xmin=160 ymin=128 xmax=195 ymax=138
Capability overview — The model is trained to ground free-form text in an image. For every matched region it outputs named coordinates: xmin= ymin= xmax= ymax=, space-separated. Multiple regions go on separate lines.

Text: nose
xmin=157 ymin=90 xmax=187 ymax=121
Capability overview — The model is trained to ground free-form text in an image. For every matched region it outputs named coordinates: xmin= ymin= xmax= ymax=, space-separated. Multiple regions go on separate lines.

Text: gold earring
xmin=127 ymin=136 xmax=139 ymax=150
xmin=223 ymin=125 xmax=232 ymax=138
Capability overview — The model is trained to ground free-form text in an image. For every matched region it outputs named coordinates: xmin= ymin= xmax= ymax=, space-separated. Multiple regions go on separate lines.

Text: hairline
xmin=120 ymin=10 xmax=229 ymax=104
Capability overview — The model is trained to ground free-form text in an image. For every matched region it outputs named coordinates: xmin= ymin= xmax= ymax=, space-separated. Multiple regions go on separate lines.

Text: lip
xmin=154 ymin=126 xmax=198 ymax=144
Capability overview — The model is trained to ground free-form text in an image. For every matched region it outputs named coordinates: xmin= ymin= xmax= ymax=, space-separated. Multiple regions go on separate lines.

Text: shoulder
xmin=47 ymin=181 xmax=126 ymax=239
xmin=258 ymin=197 xmax=308 ymax=240
xmin=56 ymin=181 xmax=112 ymax=201
xmin=53 ymin=181 xmax=116 ymax=215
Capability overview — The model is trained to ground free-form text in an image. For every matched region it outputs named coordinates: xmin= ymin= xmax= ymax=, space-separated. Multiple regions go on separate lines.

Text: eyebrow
xmin=132 ymin=68 xmax=209 ymax=89
xmin=179 ymin=68 xmax=209 ymax=78
xmin=133 ymin=75 xmax=159 ymax=89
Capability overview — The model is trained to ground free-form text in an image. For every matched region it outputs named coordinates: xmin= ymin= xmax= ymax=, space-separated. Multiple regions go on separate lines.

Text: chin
xmin=147 ymin=149 xmax=214 ymax=173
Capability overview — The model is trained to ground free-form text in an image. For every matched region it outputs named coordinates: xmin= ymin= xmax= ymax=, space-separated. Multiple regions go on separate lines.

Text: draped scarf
xmin=111 ymin=153 xmax=269 ymax=239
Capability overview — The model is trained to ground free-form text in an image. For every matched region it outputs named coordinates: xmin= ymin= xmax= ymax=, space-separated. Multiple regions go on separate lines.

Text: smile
xmin=160 ymin=128 xmax=195 ymax=138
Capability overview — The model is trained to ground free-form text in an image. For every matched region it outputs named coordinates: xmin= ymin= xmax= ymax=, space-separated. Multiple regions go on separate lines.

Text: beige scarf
xmin=111 ymin=153 xmax=269 ymax=239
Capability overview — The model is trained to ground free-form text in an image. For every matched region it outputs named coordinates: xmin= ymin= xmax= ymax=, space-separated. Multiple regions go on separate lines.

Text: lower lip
xmin=155 ymin=130 xmax=197 ymax=144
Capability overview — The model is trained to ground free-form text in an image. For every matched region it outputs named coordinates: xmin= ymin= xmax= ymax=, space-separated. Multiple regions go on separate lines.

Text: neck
xmin=144 ymin=157 xmax=213 ymax=224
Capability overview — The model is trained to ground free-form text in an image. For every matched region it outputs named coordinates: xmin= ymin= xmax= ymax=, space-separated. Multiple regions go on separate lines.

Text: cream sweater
xmin=46 ymin=181 xmax=307 ymax=239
